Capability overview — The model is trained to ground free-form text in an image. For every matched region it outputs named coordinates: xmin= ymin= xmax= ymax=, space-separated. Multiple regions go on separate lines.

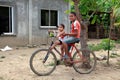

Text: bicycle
xmin=29 ymin=33 xmax=97 ymax=76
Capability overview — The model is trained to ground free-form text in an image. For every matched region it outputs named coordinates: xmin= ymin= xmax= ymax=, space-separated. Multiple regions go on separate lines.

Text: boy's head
xmin=58 ymin=24 xmax=65 ymax=31
xmin=69 ymin=12 xmax=77 ymax=22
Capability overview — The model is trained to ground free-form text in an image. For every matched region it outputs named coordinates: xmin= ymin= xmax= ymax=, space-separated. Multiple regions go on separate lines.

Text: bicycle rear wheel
xmin=30 ymin=49 xmax=57 ymax=76
xmin=73 ymin=49 xmax=96 ymax=74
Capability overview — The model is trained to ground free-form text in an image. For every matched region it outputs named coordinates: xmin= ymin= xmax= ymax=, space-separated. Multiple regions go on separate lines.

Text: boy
xmin=62 ymin=12 xmax=81 ymax=61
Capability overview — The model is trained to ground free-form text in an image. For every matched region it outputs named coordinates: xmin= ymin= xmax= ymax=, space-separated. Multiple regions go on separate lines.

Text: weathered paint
xmin=0 ymin=0 xmax=69 ymax=47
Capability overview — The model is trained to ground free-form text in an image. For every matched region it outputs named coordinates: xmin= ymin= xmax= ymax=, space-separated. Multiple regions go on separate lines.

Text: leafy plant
xmin=88 ymin=44 xmax=102 ymax=51
xmin=115 ymin=39 xmax=120 ymax=44
xmin=88 ymin=38 xmax=115 ymax=51
xmin=100 ymin=39 xmax=115 ymax=50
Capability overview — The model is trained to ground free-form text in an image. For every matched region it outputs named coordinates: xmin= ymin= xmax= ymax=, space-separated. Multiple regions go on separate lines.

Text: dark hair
xmin=70 ymin=12 xmax=76 ymax=16
xmin=59 ymin=24 xmax=65 ymax=29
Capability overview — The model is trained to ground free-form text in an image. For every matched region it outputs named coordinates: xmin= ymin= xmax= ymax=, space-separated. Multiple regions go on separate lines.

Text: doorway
xmin=0 ymin=6 xmax=12 ymax=35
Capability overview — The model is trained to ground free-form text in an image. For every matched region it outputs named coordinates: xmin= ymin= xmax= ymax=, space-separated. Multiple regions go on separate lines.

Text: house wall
xmin=0 ymin=0 xmax=29 ymax=47
xmin=32 ymin=0 xmax=69 ymax=45
xmin=0 ymin=0 xmax=69 ymax=47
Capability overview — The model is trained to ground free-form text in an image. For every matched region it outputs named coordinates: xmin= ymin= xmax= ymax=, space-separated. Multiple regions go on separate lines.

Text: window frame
xmin=0 ymin=2 xmax=16 ymax=36
xmin=40 ymin=9 xmax=59 ymax=28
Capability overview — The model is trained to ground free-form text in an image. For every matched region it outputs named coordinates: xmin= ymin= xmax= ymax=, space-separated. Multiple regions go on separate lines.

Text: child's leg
xmin=60 ymin=45 xmax=64 ymax=60
xmin=50 ymin=40 xmax=60 ymax=49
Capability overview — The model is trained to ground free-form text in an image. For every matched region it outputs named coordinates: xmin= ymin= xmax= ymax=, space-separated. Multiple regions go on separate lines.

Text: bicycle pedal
xmin=64 ymin=61 xmax=73 ymax=67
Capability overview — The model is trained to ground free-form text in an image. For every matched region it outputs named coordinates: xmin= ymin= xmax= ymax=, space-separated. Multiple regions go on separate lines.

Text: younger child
xmin=48 ymin=24 xmax=66 ymax=59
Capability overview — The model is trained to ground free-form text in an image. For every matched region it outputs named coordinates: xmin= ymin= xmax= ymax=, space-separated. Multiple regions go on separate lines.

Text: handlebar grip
xmin=49 ymin=32 xmax=54 ymax=37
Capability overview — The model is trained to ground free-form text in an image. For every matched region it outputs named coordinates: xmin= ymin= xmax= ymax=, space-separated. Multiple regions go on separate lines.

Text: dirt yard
xmin=0 ymin=39 xmax=120 ymax=80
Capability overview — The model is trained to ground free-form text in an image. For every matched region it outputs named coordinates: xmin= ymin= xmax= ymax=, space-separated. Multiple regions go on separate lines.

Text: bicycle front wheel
xmin=30 ymin=49 xmax=57 ymax=76
xmin=73 ymin=49 xmax=96 ymax=74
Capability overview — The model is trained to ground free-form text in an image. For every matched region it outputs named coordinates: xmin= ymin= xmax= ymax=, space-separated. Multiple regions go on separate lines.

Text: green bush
xmin=88 ymin=44 xmax=102 ymax=51
xmin=88 ymin=38 xmax=115 ymax=51
xmin=115 ymin=39 xmax=120 ymax=44
xmin=100 ymin=39 xmax=115 ymax=50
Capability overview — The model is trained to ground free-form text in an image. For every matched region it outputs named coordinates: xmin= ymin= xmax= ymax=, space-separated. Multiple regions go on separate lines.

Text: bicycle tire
xmin=73 ymin=49 xmax=97 ymax=74
xmin=30 ymin=49 xmax=57 ymax=76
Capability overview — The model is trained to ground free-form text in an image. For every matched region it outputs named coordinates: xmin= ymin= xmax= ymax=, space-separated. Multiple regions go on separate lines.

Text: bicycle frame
xmin=30 ymin=34 xmax=96 ymax=75
xmin=53 ymin=42 xmax=84 ymax=64
xmin=68 ymin=44 xmax=85 ymax=63
xmin=44 ymin=36 xmax=84 ymax=64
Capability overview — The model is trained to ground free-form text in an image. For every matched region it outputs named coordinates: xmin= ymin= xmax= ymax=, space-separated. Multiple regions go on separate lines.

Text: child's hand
xmin=48 ymin=29 xmax=51 ymax=32
xmin=48 ymin=30 xmax=54 ymax=33
xmin=48 ymin=30 xmax=53 ymax=35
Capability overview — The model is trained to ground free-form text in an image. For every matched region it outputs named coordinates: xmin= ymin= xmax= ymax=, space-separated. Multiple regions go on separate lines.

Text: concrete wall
xmin=32 ymin=0 xmax=69 ymax=45
xmin=0 ymin=0 xmax=29 ymax=47
xmin=0 ymin=0 xmax=69 ymax=47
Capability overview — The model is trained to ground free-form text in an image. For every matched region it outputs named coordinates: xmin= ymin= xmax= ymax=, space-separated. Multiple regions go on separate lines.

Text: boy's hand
xmin=63 ymin=33 xmax=68 ymax=36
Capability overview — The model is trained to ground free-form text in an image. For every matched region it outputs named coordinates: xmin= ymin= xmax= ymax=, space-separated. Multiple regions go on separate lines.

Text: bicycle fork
xmin=43 ymin=50 xmax=51 ymax=63
xmin=43 ymin=42 xmax=54 ymax=63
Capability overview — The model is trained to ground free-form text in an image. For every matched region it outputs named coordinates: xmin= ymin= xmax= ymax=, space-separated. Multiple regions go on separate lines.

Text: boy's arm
xmin=65 ymin=29 xmax=78 ymax=36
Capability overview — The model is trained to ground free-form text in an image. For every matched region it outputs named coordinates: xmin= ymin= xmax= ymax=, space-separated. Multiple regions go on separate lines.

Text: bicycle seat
xmin=75 ymin=40 xmax=80 ymax=43
xmin=68 ymin=41 xmax=80 ymax=46
xmin=72 ymin=40 xmax=80 ymax=44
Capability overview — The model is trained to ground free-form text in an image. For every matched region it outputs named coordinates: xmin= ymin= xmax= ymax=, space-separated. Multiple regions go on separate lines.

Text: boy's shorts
xmin=63 ymin=37 xmax=80 ymax=51
xmin=63 ymin=37 xmax=80 ymax=44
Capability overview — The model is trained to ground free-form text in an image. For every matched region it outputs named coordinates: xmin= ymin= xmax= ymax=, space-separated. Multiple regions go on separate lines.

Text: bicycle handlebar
xmin=48 ymin=31 xmax=58 ymax=38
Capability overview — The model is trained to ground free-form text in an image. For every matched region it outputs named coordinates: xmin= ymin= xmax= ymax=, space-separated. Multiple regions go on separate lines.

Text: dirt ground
xmin=0 ymin=39 xmax=120 ymax=80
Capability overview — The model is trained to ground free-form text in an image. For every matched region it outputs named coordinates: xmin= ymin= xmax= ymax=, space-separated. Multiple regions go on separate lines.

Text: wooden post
xmin=107 ymin=11 xmax=113 ymax=65
xmin=96 ymin=25 xmax=99 ymax=38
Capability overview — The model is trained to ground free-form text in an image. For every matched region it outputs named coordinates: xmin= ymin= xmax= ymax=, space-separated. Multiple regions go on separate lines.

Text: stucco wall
xmin=0 ymin=0 xmax=29 ymax=47
xmin=0 ymin=0 xmax=69 ymax=47
xmin=32 ymin=0 xmax=69 ymax=45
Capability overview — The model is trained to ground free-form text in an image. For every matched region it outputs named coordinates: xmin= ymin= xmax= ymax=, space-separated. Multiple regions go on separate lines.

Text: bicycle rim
xmin=73 ymin=49 xmax=96 ymax=74
xmin=30 ymin=49 xmax=57 ymax=76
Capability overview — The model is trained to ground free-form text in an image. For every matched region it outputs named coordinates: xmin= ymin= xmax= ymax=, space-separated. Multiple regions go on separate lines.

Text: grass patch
xmin=0 ymin=60 xmax=3 ymax=62
xmin=116 ymin=61 xmax=120 ymax=69
xmin=88 ymin=38 xmax=115 ymax=51
xmin=110 ymin=55 xmax=117 ymax=58
xmin=116 ymin=62 xmax=120 ymax=65
xmin=110 ymin=53 xmax=120 ymax=58
xmin=88 ymin=44 xmax=102 ymax=51
xmin=115 ymin=39 xmax=120 ymax=44
xmin=46 ymin=60 xmax=64 ymax=66
xmin=0 ymin=77 xmax=4 ymax=80
xmin=46 ymin=62 xmax=56 ymax=66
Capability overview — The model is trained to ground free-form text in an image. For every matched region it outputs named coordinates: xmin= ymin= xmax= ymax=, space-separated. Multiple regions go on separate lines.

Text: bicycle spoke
xmin=30 ymin=49 xmax=57 ymax=76
xmin=73 ymin=49 xmax=96 ymax=74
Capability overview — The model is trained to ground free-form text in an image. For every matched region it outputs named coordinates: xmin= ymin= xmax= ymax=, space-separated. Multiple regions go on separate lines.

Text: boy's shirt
xmin=71 ymin=20 xmax=81 ymax=38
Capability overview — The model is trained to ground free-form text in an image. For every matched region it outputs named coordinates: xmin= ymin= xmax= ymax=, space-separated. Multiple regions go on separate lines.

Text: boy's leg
xmin=62 ymin=42 xmax=69 ymax=58
xmin=62 ymin=37 xmax=80 ymax=58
